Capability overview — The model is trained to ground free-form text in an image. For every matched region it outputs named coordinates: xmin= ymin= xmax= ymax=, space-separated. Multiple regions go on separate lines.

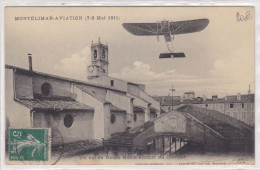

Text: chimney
xmin=98 ymin=37 xmax=100 ymax=43
xmin=237 ymin=93 xmax=241 ymax=101
xmin=28 ymin=53 xmax=32 ymax=71
xmin=248 ymin=84 xmax=251 ymax=94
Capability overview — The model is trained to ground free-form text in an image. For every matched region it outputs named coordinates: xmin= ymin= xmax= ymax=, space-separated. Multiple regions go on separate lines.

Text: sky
xmin=5 ymin=7 xmax=255 ymax=98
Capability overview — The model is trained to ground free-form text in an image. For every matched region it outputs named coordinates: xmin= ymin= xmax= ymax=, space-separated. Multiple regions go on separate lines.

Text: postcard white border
xmin=0 ymin=0 xmax=259 ymax=169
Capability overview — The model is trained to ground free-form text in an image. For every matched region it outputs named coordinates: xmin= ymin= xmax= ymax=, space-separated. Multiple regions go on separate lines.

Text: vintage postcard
xmin=4 ymin=7 xmax=255 ymax=165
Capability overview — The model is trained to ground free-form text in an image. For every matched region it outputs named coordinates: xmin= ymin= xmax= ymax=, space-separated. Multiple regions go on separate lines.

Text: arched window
xmin=41 ymin=83 xmax=52 ymax=96
xmin=102 ymin=49 xmax=106 ymax=58
xmin=94 ymin=49 xmax=97 ymax=59
xmin=64 ymin=114 xmax=74 ymax=128
xmin=110 ymin=114 xmax=116 ymax=124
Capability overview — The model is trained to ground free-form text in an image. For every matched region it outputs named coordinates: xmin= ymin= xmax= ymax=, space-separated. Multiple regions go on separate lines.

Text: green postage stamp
xmin=9 ymin=128 xmax=50 ymax=161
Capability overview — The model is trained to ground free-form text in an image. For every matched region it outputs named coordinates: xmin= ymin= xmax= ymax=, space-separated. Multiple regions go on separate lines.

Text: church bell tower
xmin=87 ymin=38 xmax=109 ymax=80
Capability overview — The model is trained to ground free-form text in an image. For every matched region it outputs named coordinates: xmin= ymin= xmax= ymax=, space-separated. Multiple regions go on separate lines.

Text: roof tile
xmin=15 ymin=98 xmax=94 ymax=111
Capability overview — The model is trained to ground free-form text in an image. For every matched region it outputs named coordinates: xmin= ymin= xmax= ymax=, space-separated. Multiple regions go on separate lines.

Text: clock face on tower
xmin=88 ymin=66 xmax=94 ymax=73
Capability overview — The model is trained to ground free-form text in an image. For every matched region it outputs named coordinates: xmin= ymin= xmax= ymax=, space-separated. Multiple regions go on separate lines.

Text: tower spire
xmin=87 ymin=38 xmax=109 ymax=80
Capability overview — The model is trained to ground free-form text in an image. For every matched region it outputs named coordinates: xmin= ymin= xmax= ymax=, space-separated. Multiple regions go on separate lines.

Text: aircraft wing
xmin=171 ymin=19 xmax=209 ymax=34
xmin=122 ymin=19 xmax=209 ymax=36
xmin=122 ymin=23 xmax=162 ymax=36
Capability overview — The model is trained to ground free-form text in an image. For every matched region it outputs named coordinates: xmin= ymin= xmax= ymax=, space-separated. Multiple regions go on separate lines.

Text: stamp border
xmin=8 ymin=127 xmax=51 ymax=164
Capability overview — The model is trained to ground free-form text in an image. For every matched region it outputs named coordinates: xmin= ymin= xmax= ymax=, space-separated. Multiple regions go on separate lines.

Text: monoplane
xmin=122 ymin=19 xmax=209 ymax=59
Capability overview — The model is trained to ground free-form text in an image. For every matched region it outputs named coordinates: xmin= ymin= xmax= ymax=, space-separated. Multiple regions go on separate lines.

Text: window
xmin=242 ymin=112 xmax=246 ymax=118
xmin=134 ymin=114 xmax=137 ymax=122
xmin=64 ymin=114 xmax=74 ymax=128
xmin=41 ymin=83 xmax=52 ymax=96
xmin=103 ymin=69 xmax=106 ymax=73
xmin=94 ymin=49 xmax=97 ymax=59
xmin=110 ymin=114 xmax=116 ymax=124
xmin=230 ymin=104 xmax=234 ymax=108
xmin=102 ymin=49 xmax=106 ymax=58
xmin=110 ymin=80 xmax=114 ymax=87
xmin=242 ymin=103 xmax=244 ymax=108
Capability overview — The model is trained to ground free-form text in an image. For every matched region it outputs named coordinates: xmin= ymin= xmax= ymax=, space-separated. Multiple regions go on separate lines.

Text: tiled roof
xmin=15 ymin=98 xmax=94 ymax=111
xmin=176 ymin=105 xmax=254 ymax=152
xmin=104 ymin=105 xmax=253 ymax=150
xmin=110 ymin=104 xmax=126 ymax=112
xmin=5 ymin=64 xmax=126 ymax=93
xmin=61 ymin=140 xmax=103 ymax=157
xmin=153 ymin=96 xmax=181 ymax=106
xmin=150 ymin=106 xmax=159 ymax=112
xmin=127 ymin=94 xmax=150 ymax=104
xmin=227 ymin=94 xmax=254 ymax=103
xmin=176 ymin=105 xmax=253 ymax=134
xmin=184 ymin=92 xmax=195 ymax=94
xmin=75 ymin=84 xmax=107 ymax=102
xmin=205 ymin=94 xmax=254 ymax=104
xmin=133 ymin=105 xmax=145 ymax=112
xmin=103 ymin=121 xmax=154 ymax=147
xmin=204 ymin=98 xmax=226 ymax=104
xmin=161 ymin=100 xmax=181 ymax=106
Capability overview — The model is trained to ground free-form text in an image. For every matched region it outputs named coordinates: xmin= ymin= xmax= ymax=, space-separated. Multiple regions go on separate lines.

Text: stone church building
xmin=5 ymin=39 xmax=160 ymax=144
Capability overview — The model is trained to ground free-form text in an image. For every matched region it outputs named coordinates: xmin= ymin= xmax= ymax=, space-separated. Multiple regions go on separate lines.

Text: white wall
xmin=14 ymin=72 xmax=33 ymax=99
xmin=74 ymin=86 xmax=105 ymax=140
xmin=5 ymin=69 xmax=31 ymax=128
xmin=107 ymin=110 xmax=127 ymax=137
xmin=127 ymin=83 xmax=140 ymax=97
xmin=106 ymin=90 xmax=134 ymax=129
xmin=154 ymin=111 xmax=186 ymax=133
xmin=106 ymin=90 xmax=132 ymax=114
xmin=133 ymin=112 xmax=145 ymax=128
xmin=33 ymin=111 xmax=94 ymax=143
xmin=33 ymin=76 xmax=71 ymax=97
xmin=128 ymin=93 xmax=149 ymax=123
